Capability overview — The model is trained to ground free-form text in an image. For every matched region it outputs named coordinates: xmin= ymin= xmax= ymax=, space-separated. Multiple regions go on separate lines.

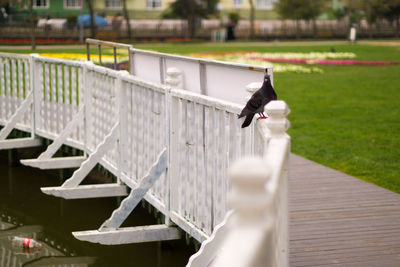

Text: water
xmin=0 ymin=151 xmax=195 ymax=267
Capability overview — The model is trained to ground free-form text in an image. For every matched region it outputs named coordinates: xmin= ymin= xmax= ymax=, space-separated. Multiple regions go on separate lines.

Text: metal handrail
xmin=85 ymin=38 xmax=133 ymax=71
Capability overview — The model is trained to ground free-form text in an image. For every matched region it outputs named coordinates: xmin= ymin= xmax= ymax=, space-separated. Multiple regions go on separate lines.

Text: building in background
xmin=4 ymin=0 xmax=282 ymax=20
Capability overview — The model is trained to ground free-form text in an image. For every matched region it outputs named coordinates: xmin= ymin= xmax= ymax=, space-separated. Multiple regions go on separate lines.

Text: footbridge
xmin=0 ymin=40 xmax=290 ymax=266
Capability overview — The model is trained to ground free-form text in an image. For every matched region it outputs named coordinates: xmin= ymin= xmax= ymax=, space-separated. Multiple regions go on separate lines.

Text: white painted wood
xmin=169 ymin=94 xmax=180 ymax=213
xmin=37 ymin=107 xmax=84 ymax=160
xmin=0 ymin=91 xmax=33 ymax=140
xmin=40 ymin=184 xmax=128 ymax=199
xmin=190 ymin=101 xmax=290 ymax=267
xmin=100 ymin=148 xmax=167 ymax=230
xmin=83 ymin=61 xmax=93 ymax=153
xmin=187 ymin=211 xmax=233 ymax=267
xmin=206 ymin=157 xmax=274 ymax=267
xmin=62 ymin=123 xmax=119 ymax=188
xmin=129 ymin=47 xmax=270 ymax=105
xmin=73 ymin=225 xmax=180 ymax=245
xmin=118 ymin=71 xmax=130 ymax=179
xmin=165 ymin=67 xmax=183 ymax=89
xmin=0 ymin=138 xmax=42 ymax=149
xmin=21 ymin=156 xmax=86 ymax=169
xmin=0 ymin=53 xmax=290 ymax=257
xmin=170 ymin=211 xmax=209 ymax=242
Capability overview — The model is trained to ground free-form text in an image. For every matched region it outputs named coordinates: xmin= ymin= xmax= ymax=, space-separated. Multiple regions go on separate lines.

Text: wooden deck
xmin=289 ymin=154 xmax=400 ymax=267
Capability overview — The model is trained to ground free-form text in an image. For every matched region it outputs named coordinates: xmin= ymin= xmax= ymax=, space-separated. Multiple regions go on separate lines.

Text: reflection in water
xmin=0 ymin=152 xmax=195 ymax=267
xmin=0 ymin=219 xmax=96 ymax=266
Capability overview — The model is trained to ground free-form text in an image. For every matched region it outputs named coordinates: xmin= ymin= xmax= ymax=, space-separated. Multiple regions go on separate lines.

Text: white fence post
xmin=83 ymin=61 xmax=93 ymax=154
xmin=30 ymin=54 xmax=40 ymax=136
xmin=264 ymin=101 xmax=290 ymax=139
xmin=245 ymin=82 xmax=261 ymax=99
xmin=117 ymin=70 xmax=130 ymax=183
xmin=168 ymin=90 xmax=179 ymax=217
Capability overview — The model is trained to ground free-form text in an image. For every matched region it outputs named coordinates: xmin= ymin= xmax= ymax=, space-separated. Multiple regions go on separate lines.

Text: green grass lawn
xmin=1 ymin=42 xmax=399 ymax=193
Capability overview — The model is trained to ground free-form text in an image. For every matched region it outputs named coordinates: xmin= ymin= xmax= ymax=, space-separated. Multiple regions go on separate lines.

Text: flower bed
xmin=187 ymin=51 xmax=398 ymax=73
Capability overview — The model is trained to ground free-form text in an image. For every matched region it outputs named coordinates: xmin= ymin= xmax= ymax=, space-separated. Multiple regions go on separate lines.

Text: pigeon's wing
xmin=271 ymin=87 xmax=277 ymax=100
xmin=241 ymin=113 xmax=255 ymax=128
xmin=238 ymin=92 xmax=263 ymax=118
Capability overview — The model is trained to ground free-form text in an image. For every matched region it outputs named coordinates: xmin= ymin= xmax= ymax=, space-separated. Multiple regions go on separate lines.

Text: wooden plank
xmin=288 ymin=153 xmax=400 ymax=267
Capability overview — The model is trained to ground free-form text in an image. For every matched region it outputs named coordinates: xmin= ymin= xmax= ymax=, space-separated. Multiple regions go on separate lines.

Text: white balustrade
xmin=188 ymin=101 xmax=290 ymax=267
xmin=0 ymin=51 xmax=288 ymax=261
xmin=0 ymin=54 xmax=32 ymax=132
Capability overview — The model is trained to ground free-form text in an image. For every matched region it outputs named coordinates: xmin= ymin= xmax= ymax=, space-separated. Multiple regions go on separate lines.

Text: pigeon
xmin=238 ymin=73 xmax=277 ymax=128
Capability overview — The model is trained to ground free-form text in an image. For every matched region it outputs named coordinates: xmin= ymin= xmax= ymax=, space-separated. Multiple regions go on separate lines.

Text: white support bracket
xmin=20 ymin=107 xmax=86 ymax=169
xmin=41 ymin=123 xmax=123 ymax=199
xmin=39 ymin=184 xmax=128 ymax=199
xmin=0 ymin=91 xmax=42 ymax=150
xmin=72 ymin=225 xmax=180 ymax=245
xmin=73 ymin=148 xmax=180 ymax=244
xmin=0 ymin=138 xmax=42 ymax=150
xmin=100 ymin=148 xmax=168 ymax=230
xmin=0 ymin=92 xmax=33 ymax=140
xmin=21 ymin=156 xmax=87 ymax=170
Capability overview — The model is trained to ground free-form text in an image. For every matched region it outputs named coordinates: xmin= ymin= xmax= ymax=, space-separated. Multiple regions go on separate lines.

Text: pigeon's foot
xmin=257 ymin=113 xmax=268 ymax=120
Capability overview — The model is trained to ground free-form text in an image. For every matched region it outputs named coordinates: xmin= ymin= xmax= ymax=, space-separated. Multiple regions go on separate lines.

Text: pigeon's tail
xmin=241 ymin=114 xmax=255 ymax=128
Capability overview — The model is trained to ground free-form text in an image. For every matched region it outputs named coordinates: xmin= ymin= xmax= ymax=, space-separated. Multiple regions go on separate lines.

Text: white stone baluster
xmin=264 ymin=100 xmax=290 ymax=139
xmin=165 ymin=67 xmax=183 ymax=89
xmin=245 ymin=82 xmax=261 ymax=100
xmin=210 ymin=157 xmax=274 ymax=267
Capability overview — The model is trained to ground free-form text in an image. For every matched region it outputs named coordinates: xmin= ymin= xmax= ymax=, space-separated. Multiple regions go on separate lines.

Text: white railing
xmin=188 ymin=101 xmax=290 ymax=267
xmin=31 ymin=55 xmax=85 ymax=149
xmin=0 ymin=53 xmax=33 ymax=134
xmin=0 ymin=52 xmax=270 ymax=243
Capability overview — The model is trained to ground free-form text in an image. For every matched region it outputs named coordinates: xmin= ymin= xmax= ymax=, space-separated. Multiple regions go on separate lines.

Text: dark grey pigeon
xmin=238 ymin=73 xmax=277 ymax=128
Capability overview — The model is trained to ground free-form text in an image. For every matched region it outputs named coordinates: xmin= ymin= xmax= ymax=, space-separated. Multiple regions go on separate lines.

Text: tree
xmin=85 ymin=0 xmax=96 ymax=38
xmin=163 ymin=0 xmax=218 ymax=39
xmin=360 ymin=0 xmax=384 ymax=38
xmin=275 ymin=0 xmax=326 ymax=39
xmin=381 ymin=0 xmax=400 ymax=37
xmin=28 ymin=0 xmax=36 ymax=50
xmin=306 ymin=0 xmax=328 ymax=38
xmin=122 ymin=0 xmax=131 ymax=39
xmin=343 ymin=0 xmax=363 ymax=25
xmin=249 ymin=0 xmax=255 ymax=39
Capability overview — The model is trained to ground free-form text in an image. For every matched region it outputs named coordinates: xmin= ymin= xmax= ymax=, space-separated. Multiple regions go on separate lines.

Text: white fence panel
xmin=169 ymin=89 xmax=263 ymax=239
xmin=85 ymin=65 xmax=119 ymax=171
xmin=32 ymin=56 xmax=85 ymax=149
xmin=0 ymin=54 xmax=32 ymax=132
xmin=121 ymin=76 xmax=170 ymax=212
xmin=130 ymin=52 xmax=162 ymax=84
xmin=129 ymin=48 xmax=271 ymax=105
xmin=164 ymin=58 xmax=202 ymax=93
xmin=205 ymin=65 xmax=269 ymax=105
